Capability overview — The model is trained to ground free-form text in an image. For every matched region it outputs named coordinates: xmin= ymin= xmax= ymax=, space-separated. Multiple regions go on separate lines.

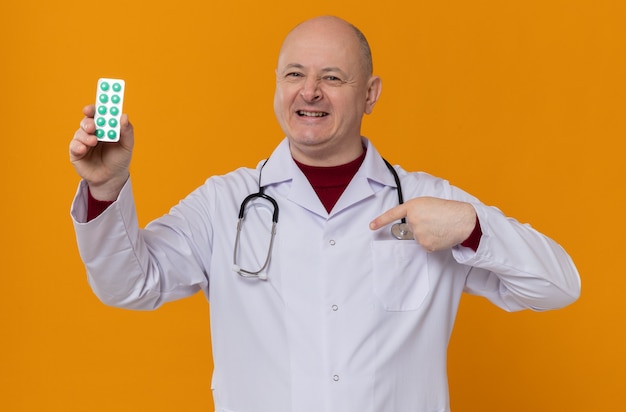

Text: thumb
xmin=369 ymin=203 xmax=407 ymax=230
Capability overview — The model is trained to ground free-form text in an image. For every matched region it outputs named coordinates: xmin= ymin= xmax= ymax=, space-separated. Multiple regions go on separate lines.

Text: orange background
xmin=1 ymin=0 xmax=624 ymax=410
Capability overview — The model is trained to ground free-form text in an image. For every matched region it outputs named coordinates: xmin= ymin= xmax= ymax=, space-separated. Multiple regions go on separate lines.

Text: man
xmin=70 ymin=16 xmax=580 ymax=412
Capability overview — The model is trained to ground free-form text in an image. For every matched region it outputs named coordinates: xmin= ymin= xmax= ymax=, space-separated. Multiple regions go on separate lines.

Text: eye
xmin=322 ymin=75 xmax=344 ymax=84
xmin=285 ymin=72 xmax=303 ymax=78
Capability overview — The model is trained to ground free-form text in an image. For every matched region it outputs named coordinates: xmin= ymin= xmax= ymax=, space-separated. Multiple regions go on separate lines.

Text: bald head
xmin=279 ymin=16 xmax=373 ymax=77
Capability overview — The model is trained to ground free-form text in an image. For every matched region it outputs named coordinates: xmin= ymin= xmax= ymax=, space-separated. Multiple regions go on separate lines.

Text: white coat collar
xmin=258 ymin=137 xmax=398 ymax=217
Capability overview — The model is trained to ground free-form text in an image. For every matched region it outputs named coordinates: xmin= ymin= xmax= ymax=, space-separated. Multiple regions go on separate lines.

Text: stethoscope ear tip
xmin=232 ymin=264 xmax=241 ymax=273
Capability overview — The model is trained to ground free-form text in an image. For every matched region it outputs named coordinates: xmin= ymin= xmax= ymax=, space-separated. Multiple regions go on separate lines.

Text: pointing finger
xmin=369 ymin=203 xmax=407 ymax=230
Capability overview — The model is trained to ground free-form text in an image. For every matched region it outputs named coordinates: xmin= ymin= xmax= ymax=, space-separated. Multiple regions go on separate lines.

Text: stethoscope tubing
xmin=233 ymin=157 xmax=413 ymax=279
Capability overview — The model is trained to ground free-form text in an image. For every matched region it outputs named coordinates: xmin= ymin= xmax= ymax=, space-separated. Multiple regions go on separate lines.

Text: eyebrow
xmin=281 ymin=63 xmax=350 ymax=78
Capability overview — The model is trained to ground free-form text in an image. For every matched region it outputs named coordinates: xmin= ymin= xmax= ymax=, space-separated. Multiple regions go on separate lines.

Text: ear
xmin=364 ymin=75 xmax=382 ymax=115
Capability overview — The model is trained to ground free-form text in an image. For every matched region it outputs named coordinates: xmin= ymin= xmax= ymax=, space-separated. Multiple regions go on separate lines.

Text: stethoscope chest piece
xmin=391 ymin=222 xmax=414 ymax=240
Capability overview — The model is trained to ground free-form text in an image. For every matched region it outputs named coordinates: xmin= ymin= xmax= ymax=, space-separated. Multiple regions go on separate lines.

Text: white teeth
xmin=298 ymin=110 xmax=327 ymax=117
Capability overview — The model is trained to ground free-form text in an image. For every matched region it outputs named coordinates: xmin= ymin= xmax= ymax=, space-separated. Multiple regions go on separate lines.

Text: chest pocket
xmin=371 ymin=241 xmax=430 ymax=311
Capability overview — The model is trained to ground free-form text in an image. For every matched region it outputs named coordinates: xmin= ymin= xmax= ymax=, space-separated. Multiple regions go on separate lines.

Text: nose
xmin=300 ymin=77 xmax=322 ymax=102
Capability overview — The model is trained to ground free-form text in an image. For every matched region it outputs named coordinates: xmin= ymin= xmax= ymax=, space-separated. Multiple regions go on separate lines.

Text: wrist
xmin=460 ymin=213 xmax=482 ymax=252
xmin=87 ymin=174 xmax=129 ymax=201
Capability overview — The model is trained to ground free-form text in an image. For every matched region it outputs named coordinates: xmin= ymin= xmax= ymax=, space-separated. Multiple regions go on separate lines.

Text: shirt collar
xmin=259 ymin=137 xmax=398 ymax=190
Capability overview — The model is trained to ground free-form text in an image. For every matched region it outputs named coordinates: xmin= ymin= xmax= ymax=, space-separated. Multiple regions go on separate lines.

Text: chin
xmin=289 ymin=134 xmax=332 ymax=147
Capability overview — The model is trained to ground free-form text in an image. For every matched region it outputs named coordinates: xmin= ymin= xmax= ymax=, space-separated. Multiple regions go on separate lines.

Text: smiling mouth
xmin=297 ymin=110 xmax=328 ymax=117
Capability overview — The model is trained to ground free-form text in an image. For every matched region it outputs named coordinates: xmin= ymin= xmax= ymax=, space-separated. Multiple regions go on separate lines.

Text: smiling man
xmin=70 ymin=15 xmax=580 ymax=412
xmin=273 ymin=17 xmax=381 ymax=166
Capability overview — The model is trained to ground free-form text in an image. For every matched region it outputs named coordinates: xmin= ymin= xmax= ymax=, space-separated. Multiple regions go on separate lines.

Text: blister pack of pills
xmin=95 ymin=78 xmax=125 ymax=142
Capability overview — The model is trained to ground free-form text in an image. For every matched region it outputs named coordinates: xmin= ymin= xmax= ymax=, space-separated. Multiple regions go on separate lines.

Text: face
xmin=273 ymin=17 xmax=381 ymax=165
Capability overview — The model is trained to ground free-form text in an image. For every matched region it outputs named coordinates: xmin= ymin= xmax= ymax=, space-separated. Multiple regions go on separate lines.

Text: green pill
xmin=97 ymin=106 xmax=107 ymax=115
xmin=110 ymin=106 xmax=119 ymax=116
xmin=96 ymin=117 xmax=106 ymax=127
xmin=108 ymin=118 xmax=118 ymax=128
xmin=112 ymin=83 xmax=122 ymax=92
xmin=98 ymin=94 xmax=109 ymax=104
xmin=111 ymin=94 xmax=120 ymax=104
xmin=96 ymin=129 xmax=105 ymax=138
xmin=100 ymin=82 xmax=110 ymax=91
xmin=107 ymin=130 xmax=117 ymax=139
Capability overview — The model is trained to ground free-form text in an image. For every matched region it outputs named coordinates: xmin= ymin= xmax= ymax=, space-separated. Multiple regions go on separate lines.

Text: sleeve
xmin=452 ymin=203 xmax=581 ymax=312
xmin=402 ymin=170 xmax=580 ymax=312
xmin=70 ymin=178 xmax=212 ymax=310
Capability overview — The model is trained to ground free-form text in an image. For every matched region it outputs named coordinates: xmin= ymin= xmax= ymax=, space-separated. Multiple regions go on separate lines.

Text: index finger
xmin=82 ymin=104 xmax=96 ymax=117
xmin=369 ymin=203 xmax=408 ymax=230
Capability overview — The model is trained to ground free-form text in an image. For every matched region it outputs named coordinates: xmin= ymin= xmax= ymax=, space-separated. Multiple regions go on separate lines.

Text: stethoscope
xmin=232 ymin=158 xmax=413 ymax=280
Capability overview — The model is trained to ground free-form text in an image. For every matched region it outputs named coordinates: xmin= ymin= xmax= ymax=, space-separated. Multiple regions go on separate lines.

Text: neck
xmin=289 ymin=138 xmax=364 ymax=167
